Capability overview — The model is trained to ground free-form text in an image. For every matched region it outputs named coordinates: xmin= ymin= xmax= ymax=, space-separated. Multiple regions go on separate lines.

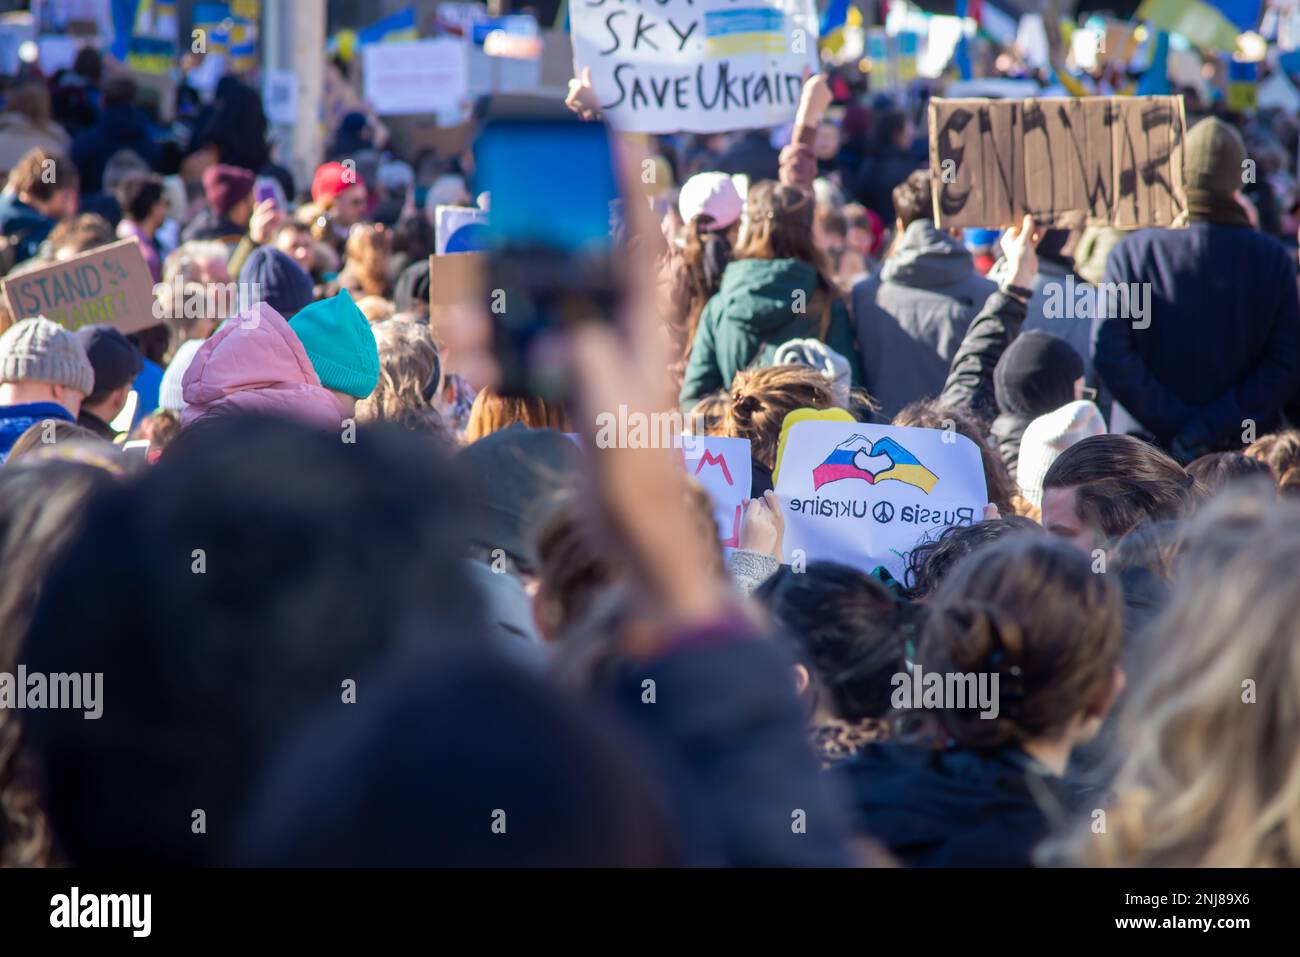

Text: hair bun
xmin=731 ymin=391 xmax=760 ymax=416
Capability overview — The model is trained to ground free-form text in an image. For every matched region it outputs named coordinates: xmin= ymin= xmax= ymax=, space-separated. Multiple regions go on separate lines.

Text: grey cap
xmin=0 ymin=317 xmax=95 ymax=395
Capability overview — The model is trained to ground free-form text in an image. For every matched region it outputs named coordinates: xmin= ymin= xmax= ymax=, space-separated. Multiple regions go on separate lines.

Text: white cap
xmin=1017 ymin=400 xmax=1107 ymax=507
xmin=678 ymin=172 xmax=743 ymax=232
xmin=159 ymin=338 xmax=206 ymax=413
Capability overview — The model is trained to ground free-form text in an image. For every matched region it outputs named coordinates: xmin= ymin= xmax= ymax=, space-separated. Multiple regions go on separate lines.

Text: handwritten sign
xmin=1 ymin=239 xmax=157 ymax=334
xmin=773 ymin=419 xmax=986 ymax=579
xmin=571 ymin=0 xmax=820 ymax=134
xmin=362 ymin=38 xmax=469 ymax=116
xmin=929 ymin=95 xmax=1188 ymax=229
xmin=681 ymin=434 xmax=752 ymax=547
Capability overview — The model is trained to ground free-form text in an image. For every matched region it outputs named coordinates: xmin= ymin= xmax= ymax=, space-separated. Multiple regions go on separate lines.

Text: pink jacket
xmin=180 ymin=302 xmax=344 ymax=431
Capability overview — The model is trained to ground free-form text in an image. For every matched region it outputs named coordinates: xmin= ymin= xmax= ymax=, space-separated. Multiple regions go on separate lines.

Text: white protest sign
xmin=773 ymin=419 xmax=987 ymax=579
xmin=262 ymin=69 xmax=299 ymax=126
xmin=571 ymin=0 xmax=820 ymax=134
xmin=435 ymin=205 xmax=489 ymax=255
xmin=680 ymin=434 xmax=752 ymax=547
xmin=362 ymin=38 xmax=469 ymax=116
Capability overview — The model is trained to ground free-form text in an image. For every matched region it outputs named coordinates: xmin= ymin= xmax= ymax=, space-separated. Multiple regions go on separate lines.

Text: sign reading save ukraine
xmin=772 ymin=411 xmax=988 ymax=580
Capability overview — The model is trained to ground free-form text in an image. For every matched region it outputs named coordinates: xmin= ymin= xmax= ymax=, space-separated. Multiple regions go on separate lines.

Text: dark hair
xmin=231 ymin=646 xmax=682 ymax=866
xmin=892 ymin=169 xmax=933 ymax=227
xmin=905 ymin=515 xmax=1044 ymax=600
xmin=1043 ymin=434 xmax=1198 ymax=543
xmin=533 ymin=494 xmax=619 ymax=641
xmin=733 ymin=181 xmax=840 ymax=320
xmin=919 ymin=536 xmax=1123 ymax=750
xmin=127 ymin=324 xmax=170 ymax=366
xmin=102 ymin=75 xmax=137 ymax=109
xmin=893 ymin=400 xmax=1017 ymax=514
xmin=873 ymin=110 xmax=909 ymax=152
xmin=755 ymin=563 xmax=909 ymax=720
xmin=1185 ymin=451 xmax=1274 ymax=495
xmin=116 ymin=171 xmax=165 ymax=223
xmin=19 ymin=418 xmax=484 ymax=865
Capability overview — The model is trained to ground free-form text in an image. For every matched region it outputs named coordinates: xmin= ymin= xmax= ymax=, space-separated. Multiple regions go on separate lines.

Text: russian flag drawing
xmin=812 ymin=435 xmax=939 ymax=493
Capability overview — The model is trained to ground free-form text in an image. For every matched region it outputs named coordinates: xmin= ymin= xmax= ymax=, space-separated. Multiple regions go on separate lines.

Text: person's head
xmin=755 ymin=563 xmax=908 ymax=723
xmin=238 ymin=245 xmax=314 ymax=319
xmin=392 ymin=258 xmax=431 ymax=319
xmin=158 ymin=241 xmax=234 ymax=343
xmin=463 ymin=386 xmax=568 ymax=444
xmin=73 ymin=325 xmax=142 ymax=422
xmin=311 ymin=161 xmax=368 ymax=229
xmin=842 ymin=203 xmax=879 ymax=258
xmin=677 ymin=172 xmax=743 ymax=240
xmin=532 ymin=492 xmax=620 ymax=643
xmin=873 ymin=110 xmax=912 ymax=153
xmin=47 ymin=213 xmax=114 ymax=260
xmin=457 ymin=424 xmax=583 ymax=576
xmin=894 ymin=400 xmax=1018 ymax=514
xmin=231 ymin=645 xmax=680 ymax=866
xmin=1069 ymin=495 xmax=1300 ymax=865
xmin=1184 ymin=116 xmax=1248 ymax=199
xmin=993 ymin=331 xmax=1084 ymax=419
xmin=289 ymin=290 xmax=381 ymax=417
xmin=201 ymin=164 xmax=255 ymax=228
xmin=354 ymin=318 xmax=448 ymax=442
xmin=115 ymin=171 xmax=167 ymax=230
xmin=1015 ymin=399 xmax=1107 ymax=508
xmin=3 ymin=79 xmax=54 ymax=128
xmin=0 ymin=318 xmax=94 ymax=417
xmin=19 ymin=417 xmax=485 ymax=865
xmin=892 ymin=169 xmax=933 ymax=230
xmin=4 ymin=420 xmax=108 ymax=463
xmin=687 ymin=391 xmax=731 ymax=436
xmin=734 ymin=182 xmax=829 ymax=280
xmin=1041 ymin=435 xmax=1198 ymax=552
xmin=101 ymin=148 xmax=149 ymax=197
xmin=904 ymin=515 xmax=1044 ymax=600
xmin=126 ymin=409 xmax=180 ymax=461
xmin=1245 ymin=429 xmax=1300 ymax=497
xmin=102 ymin=75 xmax=137 ymax=109
xmin=5 ymin=149 xmax=78 ymax=220
xmin=723 ymin=365 xmax=836 ymax=471
xmin=342 ymin=222 xmax=392 ymax=298
xmin=0 ymin=460 xmax=117 ymax=867
xmin=274 ymin=221 xmax=318 ymax=275
xmin=918 ymin=535 xmax=1124 ymax=766
xmin=1185 ymin=451 xmax=1274 ymax=496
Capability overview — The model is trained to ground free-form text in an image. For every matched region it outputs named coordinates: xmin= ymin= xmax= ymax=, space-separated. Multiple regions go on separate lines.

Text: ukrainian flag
xmin=868 ymin=437 xmax=939 ymax=494
xmin=358 ymin=7 xmax=419 ymax=46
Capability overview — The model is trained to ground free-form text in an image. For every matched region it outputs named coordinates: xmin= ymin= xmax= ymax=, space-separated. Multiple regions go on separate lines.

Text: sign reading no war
xmin=571 ymin=0 xmax=819 ymax=134
xmin=773 ymin=419 xmax=987 ymax=580
xmin=1 ymin=238 xmax=157 ymax=334
xmin=929 ymin=95 xmax=1188 ymax=229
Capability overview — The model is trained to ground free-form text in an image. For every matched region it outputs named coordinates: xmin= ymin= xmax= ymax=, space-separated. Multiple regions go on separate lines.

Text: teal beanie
xmin=290 ymin=290 xmax=380 ymax=399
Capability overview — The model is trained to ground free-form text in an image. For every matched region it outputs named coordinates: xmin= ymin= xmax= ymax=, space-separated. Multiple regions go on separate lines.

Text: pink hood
xmin=180 ymin=301 xmax=344 ymax=431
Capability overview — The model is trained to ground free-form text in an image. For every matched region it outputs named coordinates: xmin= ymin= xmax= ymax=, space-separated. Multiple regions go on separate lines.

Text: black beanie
xmin=239 ymin=246 xmax=315 ymax=319
xmin=993 ymin=330 xmax=1084 ymax=417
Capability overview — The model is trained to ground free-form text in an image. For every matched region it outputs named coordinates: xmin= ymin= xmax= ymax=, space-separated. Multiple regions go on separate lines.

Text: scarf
xmin=1183 ymin=188 xmax=1252 ymax=228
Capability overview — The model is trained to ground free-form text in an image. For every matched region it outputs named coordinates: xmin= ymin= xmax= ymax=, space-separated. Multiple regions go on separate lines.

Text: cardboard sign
xmin=362 ymin=38 xmax=469 ymax=116
xmin=1 ymin=238 xmax=157 ymax=334
xmin=680 ymin=435 xmax=752 ymax=547
xmin=570 ymin=0 xmax=820 ymax=134
xmin=929 ymin=95 xmax=1188 ymax=229
xmin=773 ymin=419 xmax=987 ymax=579
xmin=435 ymin=206 xmax=489 ymax=255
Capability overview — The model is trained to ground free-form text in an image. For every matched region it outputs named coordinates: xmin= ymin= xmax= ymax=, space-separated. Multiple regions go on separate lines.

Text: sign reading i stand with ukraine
xmin=773 ymin=415 xmax=988 ymax=580
xmin=571 ymin=0 xmax=819 ymax=134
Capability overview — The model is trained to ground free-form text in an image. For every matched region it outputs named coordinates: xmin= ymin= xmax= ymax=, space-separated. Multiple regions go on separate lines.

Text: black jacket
xmin=1097 ymin=222 xmax=1300 ymax=451
xmin=836 ymin=741 xmax=1094 ymax=867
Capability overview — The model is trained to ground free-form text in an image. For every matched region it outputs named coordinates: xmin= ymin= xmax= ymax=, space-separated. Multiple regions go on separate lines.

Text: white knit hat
xmin=0 ymin=317 xmax=95 ymax=395
xmin=773 ymin=338 xmax=852 ymax=409
xmin=159 ymin=338 xmax=205 ymax=413
xmin=1017 ymin=400 xmax=1107 ymax=507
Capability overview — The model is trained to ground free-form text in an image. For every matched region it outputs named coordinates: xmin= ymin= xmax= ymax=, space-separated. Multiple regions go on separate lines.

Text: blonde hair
xmin=341 ymin=223 xmax=391 ymax=298
xmin=1246 ymin=429 xmax=1300 ymax=497
xmin=463 ymin=387 xmax=568 ymax=444
xmin=355 ymin=295 xmax=394 ymax=324
xmin=354 ymin=319 xmax=449 ymax=442
xmin=1062 ymin=493 xmax=1300 ymax=867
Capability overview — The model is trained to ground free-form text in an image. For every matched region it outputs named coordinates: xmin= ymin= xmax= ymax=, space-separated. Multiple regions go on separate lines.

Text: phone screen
xmin=476 ymin=116 xmax=622 ymax=399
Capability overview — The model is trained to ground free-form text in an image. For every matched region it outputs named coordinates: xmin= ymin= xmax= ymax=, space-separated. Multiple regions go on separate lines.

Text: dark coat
xmin=836 ymin=741 xmax=1094 ymax=867
xmin=71 ymin=103 xmax=161 ymax=194
xmin=1096 ymin=223 xmax=1300 ymax=451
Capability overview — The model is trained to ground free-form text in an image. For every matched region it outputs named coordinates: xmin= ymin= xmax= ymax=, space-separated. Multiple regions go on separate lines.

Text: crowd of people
xmin=1 ymin=36 xmax=1300 ymax=870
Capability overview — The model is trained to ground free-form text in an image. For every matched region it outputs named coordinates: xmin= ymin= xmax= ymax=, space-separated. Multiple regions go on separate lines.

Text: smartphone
xmin=254 ymin=181 xmax=279 ymax=209
xmin=475 ymin=104 xmax=623 ymax=399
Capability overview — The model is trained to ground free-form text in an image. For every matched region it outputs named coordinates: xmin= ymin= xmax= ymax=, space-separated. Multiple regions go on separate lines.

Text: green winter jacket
xmin=679 ymin=257 xmax=862 ymax=408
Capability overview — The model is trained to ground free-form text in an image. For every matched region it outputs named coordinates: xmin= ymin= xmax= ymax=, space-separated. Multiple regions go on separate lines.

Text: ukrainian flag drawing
xmin=812 ymin=435 xmax=939 ymax=493
xmin=705 ymin=9 xmax=789 ymax=57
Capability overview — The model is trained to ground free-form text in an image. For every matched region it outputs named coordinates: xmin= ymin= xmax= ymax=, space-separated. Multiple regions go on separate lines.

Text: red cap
xmin=311 ymin=161 xmax=367 ymax=206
